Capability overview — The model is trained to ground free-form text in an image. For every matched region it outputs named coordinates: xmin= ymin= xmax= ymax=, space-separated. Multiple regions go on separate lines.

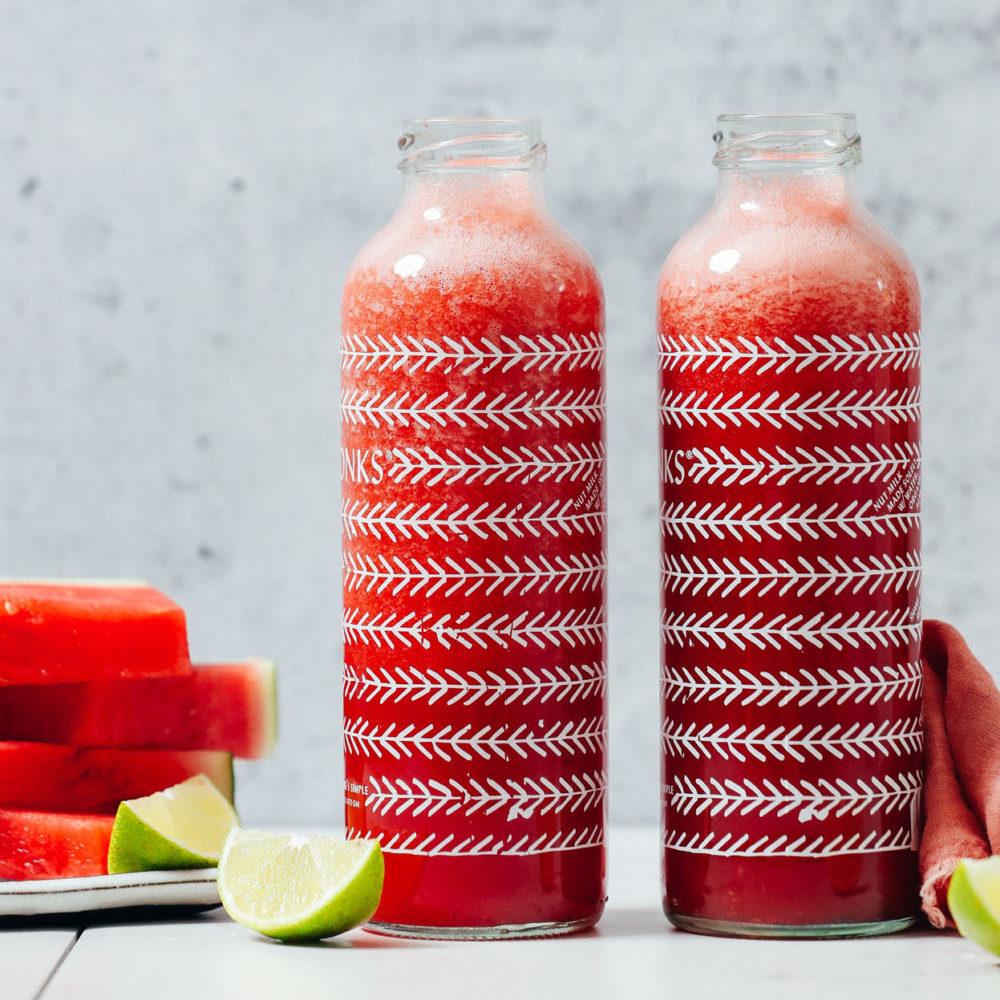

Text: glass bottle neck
xmin=710 ymin=114 xmax=863 ymax=218
xmin=395 ymin=118 xmax=549 ymax=220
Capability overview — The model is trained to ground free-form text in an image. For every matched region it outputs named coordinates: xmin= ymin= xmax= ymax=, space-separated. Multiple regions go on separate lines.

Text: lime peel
xmin=107 ymin=773 xmax=240 ymax=874
xmin=948 ymin=856 xmax=1000 ymax=957
xmin=218 ymin=830 xmax=384 ymax=941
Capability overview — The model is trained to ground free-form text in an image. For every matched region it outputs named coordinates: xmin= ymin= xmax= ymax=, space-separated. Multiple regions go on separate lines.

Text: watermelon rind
xmin=255 ymin=658 xmax=278 ymax=757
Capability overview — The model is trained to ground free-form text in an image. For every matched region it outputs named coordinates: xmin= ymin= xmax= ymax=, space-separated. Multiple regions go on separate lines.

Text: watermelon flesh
xmin=0 ymin=660 xmax=276 ymax=758
xmin=0 ymin=580 xmax=190 ymax=685
xmin=0 ymin=743 xmax=233 ymax=813
xmin=0 ymin=809 xmax=114 ymax=879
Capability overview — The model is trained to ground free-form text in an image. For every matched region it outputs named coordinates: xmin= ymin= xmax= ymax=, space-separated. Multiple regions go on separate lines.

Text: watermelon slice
xmin=0 ymin=660 xmax=276 ymax=758
xmin=0 ymin=743 xmax=233 ymax=813
xmin=0 ymin=580 xmax=191 ymax=685
xmin=0 ymin=808 xmax=114 ymax=879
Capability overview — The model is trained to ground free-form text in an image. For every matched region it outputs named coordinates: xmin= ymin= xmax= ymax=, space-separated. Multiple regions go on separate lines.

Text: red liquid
xmin=657 ymin=174 xmax=922 ymax=931
xmin=341 ymin=176 xmax=606 ymax=932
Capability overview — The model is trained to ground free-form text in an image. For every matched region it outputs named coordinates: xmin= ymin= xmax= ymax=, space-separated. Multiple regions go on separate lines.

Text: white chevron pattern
xmin=659 ymin=500 xmax=920 ymax=543
xmin=366 ymin=771 xmax=607 ymax=819
xmin=344 ymin=717 xmax=607 ymax=762
xmin=341 ymin=331 xmax=604 ymax=376
xmin=659 ymin=661 xmax=922 ymax=708
xmin=344 ymin=551 xmax=607 ymax=597
xmin=347 ymin=825 xmax=605 ymax=856
xmin=382 ymin=443 xmax=605 ymax=487
xmin=344 ymin=608 xmax=606 ymax=650
xmin=342 ymin=387 xmax=605 ymax=431
xmin=660 ymin=609 xmax=921 ymax=652
xmin=663 ymin=827 xmax=914 ymax=858
xmin=343 ymin=661 xmax=607 ymax=707
xmin=661 ymin=717 xmax=923 ymax=763
xmin=660 ymin=552 xmax=921 ymax=598
xmin=342 ymin=499 xmax=606 ymax=542
xmin=658 ymin=387 xmax=920 ymax=432
xmin=664 ymin=442 xmax=920 ymax=487
xmin=657 ymin=331 xmax=920 ymax=375
xmin=665 ymin=771 xmax=922 ymax=819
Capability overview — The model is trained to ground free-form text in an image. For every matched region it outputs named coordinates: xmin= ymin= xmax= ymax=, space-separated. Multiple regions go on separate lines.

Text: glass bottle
xmin=657 ymin=114 xmax=922 ymax=937
xmin=341 ymin=119 xmax=607 ymax=939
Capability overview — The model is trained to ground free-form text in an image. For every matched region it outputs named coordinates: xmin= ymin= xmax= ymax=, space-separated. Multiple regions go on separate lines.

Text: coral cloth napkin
xmin=920 ymin=619 xmax=1000 ymax=928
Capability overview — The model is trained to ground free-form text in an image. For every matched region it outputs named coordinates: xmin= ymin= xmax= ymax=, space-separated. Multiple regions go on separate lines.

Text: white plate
xmin=0 ymin=868 xmax=220 ymax=917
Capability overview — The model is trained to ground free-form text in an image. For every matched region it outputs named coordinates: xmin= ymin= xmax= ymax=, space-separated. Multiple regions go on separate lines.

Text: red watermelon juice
xmin=341 ymin=120 xmax=607 ymax=937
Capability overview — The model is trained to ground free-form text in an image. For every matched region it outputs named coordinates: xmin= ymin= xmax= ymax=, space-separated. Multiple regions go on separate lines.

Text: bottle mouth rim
xmin=713 ymin=113 xmax=861 ymax=167
xmin=402 ymin=116 xmax=542 ymax=131
xmin=716 ymin=112 xmax=857 ymax=124
xmin=398 ymin=118 xmax=546 ymax=172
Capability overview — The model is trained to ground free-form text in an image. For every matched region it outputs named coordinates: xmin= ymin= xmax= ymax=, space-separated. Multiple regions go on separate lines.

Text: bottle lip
xmin=713 ymin=113 xmax=862 ymax=167
xmin=716 ymin=112 xmax=857 ymax=124
xmin=398 ymin=118 xmax=547 ymax=172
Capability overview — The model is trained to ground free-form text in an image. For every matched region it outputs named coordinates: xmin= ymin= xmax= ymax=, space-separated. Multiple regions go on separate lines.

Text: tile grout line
xmin=32 ymin=927 xmax=83 ymax=1000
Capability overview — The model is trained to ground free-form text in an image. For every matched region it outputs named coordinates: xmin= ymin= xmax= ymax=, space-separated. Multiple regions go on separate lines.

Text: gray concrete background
xmin=0 ymin=1 xmax=997 ymax=824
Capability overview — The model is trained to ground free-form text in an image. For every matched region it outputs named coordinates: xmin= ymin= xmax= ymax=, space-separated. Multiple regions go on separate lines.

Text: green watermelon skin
xmin=0 ymin=743 xmax=233 ymax=813
xmin=0 ymin=809 xmax=114 ymax=879
xmin=0 ymin=581 xmax=191 ymax=685
xmin=0 ymin=660 xmax=276 ymax=758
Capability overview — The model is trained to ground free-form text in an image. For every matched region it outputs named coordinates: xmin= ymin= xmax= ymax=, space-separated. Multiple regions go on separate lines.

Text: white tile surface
xmin=0 ymin=929 xmax=77 ymax=1000
xmin=26 ymin=829 xmax=999 ymax=1000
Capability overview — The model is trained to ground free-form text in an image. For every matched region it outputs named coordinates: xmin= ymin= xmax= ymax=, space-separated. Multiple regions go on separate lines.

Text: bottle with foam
xmin=341 ymin=119 xmax=607 ymax=939
xmin=657 ymin=113 xmax=922 ymax=937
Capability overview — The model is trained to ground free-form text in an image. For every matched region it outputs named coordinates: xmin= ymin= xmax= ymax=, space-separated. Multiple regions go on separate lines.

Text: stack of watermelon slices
xmin=0 ymin=580 xmax=275 ymax=879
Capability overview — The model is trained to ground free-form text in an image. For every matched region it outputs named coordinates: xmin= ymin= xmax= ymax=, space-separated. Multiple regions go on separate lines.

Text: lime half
xmin=218 ymin=830 xmax=384 ymax=941
xmin=107 ymin=773 xmax=240 ymax=874
xmin=948 ymin=857 xmax=1000 ymax=957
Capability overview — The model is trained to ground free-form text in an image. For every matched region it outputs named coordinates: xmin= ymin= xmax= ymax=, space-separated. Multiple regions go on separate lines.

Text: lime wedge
xmin=948 ymin=857 xmax=1000 ymax=957
xmin=217 ymin=830 xmax=384 ymax=941
xmin=107 ymin=773 xmax=240 ymax=874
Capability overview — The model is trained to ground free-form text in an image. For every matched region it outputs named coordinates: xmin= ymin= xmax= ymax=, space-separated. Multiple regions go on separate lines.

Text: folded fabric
xmin=920 ymin=619 xmax=1000 ymax=928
